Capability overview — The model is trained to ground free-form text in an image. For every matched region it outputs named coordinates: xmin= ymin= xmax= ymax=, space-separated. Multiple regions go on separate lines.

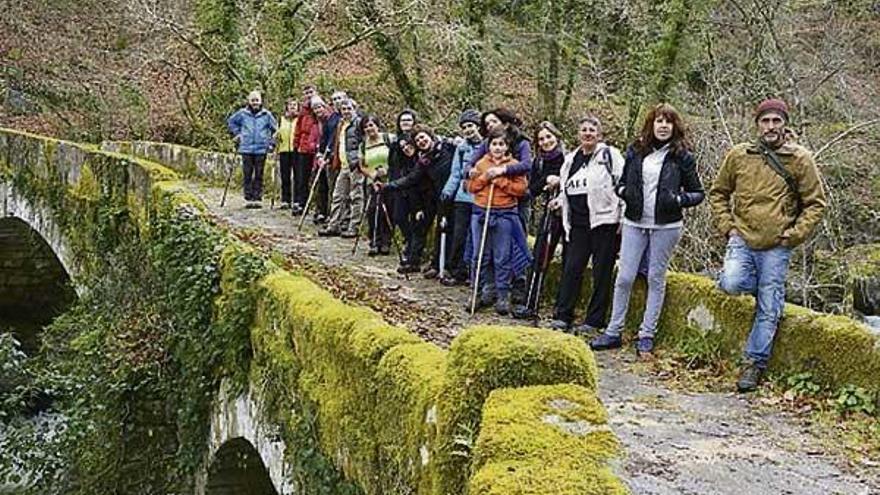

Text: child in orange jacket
xmin=466 ymin=129 xmax=531 ymax=315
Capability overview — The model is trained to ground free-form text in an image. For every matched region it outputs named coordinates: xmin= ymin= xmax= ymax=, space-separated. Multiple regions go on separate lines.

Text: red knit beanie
xmin=754 ymin=98 xmax=789 ymax=122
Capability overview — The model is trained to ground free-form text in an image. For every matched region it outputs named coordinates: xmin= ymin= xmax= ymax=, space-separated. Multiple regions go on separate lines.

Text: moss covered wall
xmin=2 ymin=128 xmax=625 ymax=494
xmin=115 ymin=139 xmax=880 ymax=397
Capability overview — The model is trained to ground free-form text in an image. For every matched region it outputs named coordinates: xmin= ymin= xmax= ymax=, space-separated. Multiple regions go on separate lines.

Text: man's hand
xmin=486 ymin=166 xmax=506 ymax=179
xmin=778 ymin=230 xmax=792 ymax=247
xmin=415 ymin=210 xmax=425 ymax=222
xmin=315 ymin=155 xmax=325 ymax=169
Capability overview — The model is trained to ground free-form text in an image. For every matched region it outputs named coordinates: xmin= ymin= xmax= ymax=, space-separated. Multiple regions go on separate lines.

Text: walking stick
xmin=379 ymin=195 xmax=409 ymax=281
xmin=351 ymin=188 xmax=376 ymax=255
xmin=298 ymin=160 xmax=325 ymax=231
xmin=523 ymin=195 xmax=555 ymax=318
xmin=470 ymin=183 xmax=495 ymax=315
xmin=439 ymin=216 xmax=448 ymax=279
xmin=270 ymin=155 xmax=279 ymax=210
xmin=220 ymin=158 xmax=235 ymax=208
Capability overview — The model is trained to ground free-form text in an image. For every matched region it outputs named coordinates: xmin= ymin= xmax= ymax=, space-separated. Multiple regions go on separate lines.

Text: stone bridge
xmin=2 ymin=128 xmax=878 ymax=494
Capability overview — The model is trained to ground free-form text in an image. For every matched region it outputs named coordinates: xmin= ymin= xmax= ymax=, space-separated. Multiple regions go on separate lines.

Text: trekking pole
xmin=439 ymin=215 xmax=448 ymax=279
xmin=270 ymin=155 xmax=279 ymax=210
xmin=220 ymin=157 xmax=235 ymax=208
xmin=372 ymin=188 xmax=381 ymax=249
xmin=351 ymin=188 xmax=376 ymax=255
xmin=523 ymin=195 xmax=554 ymax=316
xmin=298 ymin=161 xmax=325 ymax=231
xmin=470 ymin=183 xmax=495 ymax=315
xmin=379 ymin=196 xmax=409 ymax=281
xmin=529 ymin=208 xmax=556 ymax=323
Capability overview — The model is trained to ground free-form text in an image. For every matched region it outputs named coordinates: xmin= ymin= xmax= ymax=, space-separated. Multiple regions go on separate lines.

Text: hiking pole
xmin=523 ymin=195 xmax=554 ymax=318
xmin=220 ymin=158 xmax=235 ymax=208
xmin=379 ymin=195 xmax=409 ymax=281
xmin=529 ymin=205 xmax=556 ymax=323
xmin=470 ymin=183 xmax=495 ymax=315
xmin=439 ymin=215 xmax=448 ymax=279
xmin=351 ymin=188 xmax=376 ymax=255
xmin=372 ymin=188 xmax=381 ymax=249
xmin=270 ymin=155 xmax=279 ymax=210
xmin=298 ymin=161 xmax=325 ymax=231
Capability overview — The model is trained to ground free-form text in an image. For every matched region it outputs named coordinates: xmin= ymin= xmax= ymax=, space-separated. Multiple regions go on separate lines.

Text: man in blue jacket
xmin=227 ymin=90 xmax=278 ymax=208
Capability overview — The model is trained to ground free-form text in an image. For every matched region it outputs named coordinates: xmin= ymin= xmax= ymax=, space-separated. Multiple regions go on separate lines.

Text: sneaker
xmin=548 ymin=319 xmax=570 ymax=331
xmin=340 ymin=230 xmax=359 ymax=238
xmin=736 ymin=362 xmax=763 ymax=393
xmin=423 ymin=268 xmax=439 ymax=279
xmin=318 ymin=227 xmax=340 ymax=237
xmin=291 ymin=203 xmax=303 ymax=216
xmin=494 ymin=296 xmax=511 ymax=316
xmin=313 ymin=214 xmax=327 ymax=225
xmin=439 ymin=274 xmax=458 ymax=287
xmin=465 ymin=294 xmax=496 ymax=312
xmin=367 ymin=246 xmax=380 ymax=256
xmin=244 ymin=201 xmax=257 ymax=209
xmin=571 ymin=322 xmax=600 ymax=336
xmin=280 ymin=201 xmax=291 ymax=209
xmin=253 ymin=200 xmax=263 ymax=209
xmin=590 ymin=333 xmax=622 ymax=351
xmin=636 ymin=336 xmax=654 ymax=356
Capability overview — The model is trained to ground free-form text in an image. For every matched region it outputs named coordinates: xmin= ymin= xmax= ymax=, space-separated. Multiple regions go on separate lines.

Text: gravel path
xmin=190 ymin=182 xmax=879 ymax=495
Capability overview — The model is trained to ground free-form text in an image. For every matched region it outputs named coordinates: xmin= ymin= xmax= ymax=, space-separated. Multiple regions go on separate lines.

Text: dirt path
xmin=190 ymin=183 xmax=879 ymax=495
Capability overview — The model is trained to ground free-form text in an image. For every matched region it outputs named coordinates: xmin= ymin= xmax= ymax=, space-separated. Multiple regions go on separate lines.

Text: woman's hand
xmin=486 ymin=166 xmax=506 ymax=179
xmin=548 ymin=197 xmax=562 ymax=211
xmin=544 ymin=175 xmax=560 ymax=191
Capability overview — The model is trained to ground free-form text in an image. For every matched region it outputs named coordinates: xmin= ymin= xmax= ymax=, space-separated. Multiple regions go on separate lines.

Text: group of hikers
xmin=226 ymin=89 xmax=826 ymax=392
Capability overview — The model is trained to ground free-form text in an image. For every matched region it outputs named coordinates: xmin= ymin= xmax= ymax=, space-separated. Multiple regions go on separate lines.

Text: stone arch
xmin=0 ymin=184 xmax=78 ymax=353
xmin=195 ymin=381 xmax=294 ymax=495
xmin=0 ymin=181 xmax=80 ymax=295
xmin=205 ymin=438 xmax=278 ymax=495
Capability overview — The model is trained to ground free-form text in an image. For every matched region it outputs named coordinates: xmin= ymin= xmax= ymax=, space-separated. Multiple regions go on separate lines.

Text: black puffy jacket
xmin=616 ymin=144 xmax=705 ymax=224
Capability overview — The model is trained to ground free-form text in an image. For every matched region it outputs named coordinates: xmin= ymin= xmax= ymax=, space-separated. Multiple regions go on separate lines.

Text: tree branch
xmin=814 ymin=118 xmax=880 ymax=159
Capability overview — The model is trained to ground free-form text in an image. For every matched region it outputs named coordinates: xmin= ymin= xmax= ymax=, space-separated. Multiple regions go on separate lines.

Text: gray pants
xmin=328 ymin=167 xmax=365 ymax=233
xmin=606 ymin=224 xmax=682 ymax=338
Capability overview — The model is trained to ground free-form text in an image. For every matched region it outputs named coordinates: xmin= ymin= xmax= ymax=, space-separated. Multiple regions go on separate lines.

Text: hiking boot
xmin=291 ymin=203 xmax=303 ymax=216
xmin=281 ymin=201 xmax=291 ymax=210
xmin=367 ymin=246 xmax=380 ymax=256
xmin=379 ymin=245 xmax=391 ymax=255
xmin=511 ymin=304 xmax=535 ymax=320
xmin=397 ymin=263 xmax=421 ymax=274
xmin=340 ymin=230 xmax=359 ymax=238
xmin=636 ymin=336 xmax=655 ymax=356
xmin=244 ymin=200 xmax=257 ymax=209
xmin=511 ymin=277 xmax=527 ymax=305
xmin=423 ymin=268 xmax=439 ymax=279
xmin=590 ymin=333 xmax=622 ymax=351
xmin=548 ymin=319 xmax=570 ymax=331
xmin=252 ymin=200 xmax=263 ymax=209
xmin=318 ymin=227 xmax=340 ymax=237
xmin=571 ymin=322 xmax=600 ymax=336
xmin=736 ymin=363 xmax=763 ymax=393
xmin=465 ymin=294 xmax=496 ymax=313
xmin=439 ymin=274 xmax=458 ymax=287
xmin=495 ymin=296 xmax=511 ymax=316
xmin=313 ymin=214 xmax=327 ymax=225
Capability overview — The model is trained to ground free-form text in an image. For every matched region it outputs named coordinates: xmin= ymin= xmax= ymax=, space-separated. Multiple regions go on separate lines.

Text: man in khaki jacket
xmin=710 ymin=98 xmax=826 ymax=392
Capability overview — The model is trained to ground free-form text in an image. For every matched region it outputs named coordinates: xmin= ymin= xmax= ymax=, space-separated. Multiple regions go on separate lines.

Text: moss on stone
xmin=468 ymin=384 xmax=626 ymax=495
xmin=435 ymin=325 xmax=599 ymax=495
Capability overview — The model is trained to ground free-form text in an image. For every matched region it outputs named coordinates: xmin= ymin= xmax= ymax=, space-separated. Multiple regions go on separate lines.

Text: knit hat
xmin=754 ymin=98 xmax=789 ymax=122
xmin=458 ymin=109 xmax=481 ymax=127
xmin=310 ymin=95 xmax=326 ymax=108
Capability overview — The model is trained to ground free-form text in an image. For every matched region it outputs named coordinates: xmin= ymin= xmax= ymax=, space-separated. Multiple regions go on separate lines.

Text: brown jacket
xmin=709 ymin=141 xmax=826 ymax=250
xmin=467 ymin=155 xmax=528 ymax=209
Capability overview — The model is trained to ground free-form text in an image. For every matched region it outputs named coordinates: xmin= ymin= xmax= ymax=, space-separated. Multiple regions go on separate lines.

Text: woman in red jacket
xmin=291 ymin=93 xmax=323 ymax=215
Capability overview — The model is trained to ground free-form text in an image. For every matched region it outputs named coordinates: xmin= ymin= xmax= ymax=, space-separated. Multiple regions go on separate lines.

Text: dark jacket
xmin=616 ymin=144 xmax=705 ymax=225
xmin=319 ymin=112 xmax=341 ymax=159
xmin=386 ymin=140 xmax=455 ymax=202
xmin=529 ymin=148 xmax=565 ymax=198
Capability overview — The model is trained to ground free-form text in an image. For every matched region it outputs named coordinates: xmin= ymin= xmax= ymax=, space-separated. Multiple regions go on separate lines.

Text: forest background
xmin=1 ymin=0 xmax=879 ymax=315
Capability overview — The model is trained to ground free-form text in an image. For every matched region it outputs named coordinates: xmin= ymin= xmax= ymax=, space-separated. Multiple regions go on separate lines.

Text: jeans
xmin=717 ymin=235 xmax=792 ymax=369
xmin=471 ymin=207 xmax=519 ymax=297
xmin=606 ymin=225 xmax=682 ymax=339
xmin=446 ymin=202 xmax=472 ymax=281
xmin=241 ymin=153 xmax=266 ymax=201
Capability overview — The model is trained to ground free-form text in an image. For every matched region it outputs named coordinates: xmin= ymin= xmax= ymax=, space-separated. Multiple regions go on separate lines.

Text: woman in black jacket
xmin=591 ymin=103 xmax=705 ymax=355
